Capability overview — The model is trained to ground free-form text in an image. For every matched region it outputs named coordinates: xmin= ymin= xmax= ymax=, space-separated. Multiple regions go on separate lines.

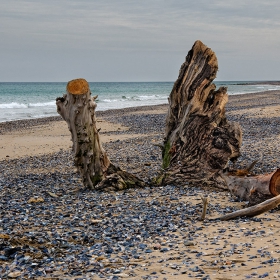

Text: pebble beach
xmin=1 ymin=90 xmax=280 ymax=279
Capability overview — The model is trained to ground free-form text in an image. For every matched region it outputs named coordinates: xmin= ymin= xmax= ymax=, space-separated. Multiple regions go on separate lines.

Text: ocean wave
xmin=100 ymin=95 xmax=168 ymax=103
xmin=102 ymin=99 xmax=118 ymax=103
xmin=0 ymin=102 xmax=28 ymax=109
xmin=28 ymin=101 xmax=56 ymax=107
xmin=119 ymin=95 xmax=168 ymax=101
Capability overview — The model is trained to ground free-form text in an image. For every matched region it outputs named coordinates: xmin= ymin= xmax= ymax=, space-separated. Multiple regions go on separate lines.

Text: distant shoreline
xmin=1 ymin=80 xmax=280 ymax=84
xmin=1 ymin=81 xmax=279 ymax=123
xmin=232 ymin=81 xmax=280 ymax=86
xmin=1 ymin=89 xmax=280 ymax=126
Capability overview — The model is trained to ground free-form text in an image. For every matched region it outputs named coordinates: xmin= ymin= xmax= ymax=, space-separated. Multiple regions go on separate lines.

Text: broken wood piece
xmin=221 ymin=168 xmax=280 ymax=205
xmin=215 ymin=194 xmax=280 ymax=221
xmin=199 ymin=195 xmax=208 ymax=221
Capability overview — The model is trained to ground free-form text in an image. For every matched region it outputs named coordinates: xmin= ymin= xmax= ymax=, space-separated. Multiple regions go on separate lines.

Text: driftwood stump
xmin=162 ymin=40 xmax=242 ymax=185
xmin=222 ymin=168 xmax=280 ymax=205
xmin=56 ymin=78 xmax=144 ymax=191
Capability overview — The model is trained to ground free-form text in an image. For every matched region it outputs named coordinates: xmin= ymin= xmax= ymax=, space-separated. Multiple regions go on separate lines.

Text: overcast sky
xmin=0 ymin=0 xmax=279 ymax=82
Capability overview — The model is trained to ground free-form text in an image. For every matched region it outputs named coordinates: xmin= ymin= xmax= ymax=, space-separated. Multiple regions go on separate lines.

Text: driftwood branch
xmin=215 ymin=194 xmax=280 ymax=221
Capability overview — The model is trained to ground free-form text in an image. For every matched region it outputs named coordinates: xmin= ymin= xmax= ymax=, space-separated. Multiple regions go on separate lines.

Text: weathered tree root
xmin=95 ymin=164 xmax=145 ymax=191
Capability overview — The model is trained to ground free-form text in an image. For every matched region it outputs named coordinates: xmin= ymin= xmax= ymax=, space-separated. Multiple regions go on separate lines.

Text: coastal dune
xmin=1 ymin=92 xmax=280 ymax=279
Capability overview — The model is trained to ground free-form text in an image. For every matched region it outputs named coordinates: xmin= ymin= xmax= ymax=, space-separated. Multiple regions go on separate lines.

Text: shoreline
xmin=1 ymin=90 xmax=280 ymax=279
xmin=0 ymin=104 xmax=169 ymax=134
xmin=0 ymin=89 xmax=280 ymax=128
xmin=1 ymin=89 xmax=280 ymax=161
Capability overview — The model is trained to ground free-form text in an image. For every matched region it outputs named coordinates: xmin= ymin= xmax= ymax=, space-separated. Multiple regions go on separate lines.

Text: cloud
xmin=0 ymin=0 xmax=279 ymax=81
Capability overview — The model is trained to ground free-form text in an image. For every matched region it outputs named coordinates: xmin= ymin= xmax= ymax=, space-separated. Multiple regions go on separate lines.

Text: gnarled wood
xmin=56 ymin=78 xmax=144 ymax=191
xmin=162 ymin=40 xmax=242 ymax=185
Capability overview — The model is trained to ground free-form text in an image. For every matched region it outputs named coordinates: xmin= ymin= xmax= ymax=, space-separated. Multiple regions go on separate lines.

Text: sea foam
xmin=0 ymin=102 xmax=28 ymax=109
xmin=28 ymin=101 xmax=56 ymax=107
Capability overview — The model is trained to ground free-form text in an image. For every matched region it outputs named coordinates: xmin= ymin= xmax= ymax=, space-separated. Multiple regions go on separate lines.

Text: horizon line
xmin=1 ymin=80 xmax=280 ymax=83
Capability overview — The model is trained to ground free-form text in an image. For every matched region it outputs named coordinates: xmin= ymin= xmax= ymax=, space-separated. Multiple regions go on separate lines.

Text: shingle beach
xmin=1 ymin=90 xmax=280 ymax=279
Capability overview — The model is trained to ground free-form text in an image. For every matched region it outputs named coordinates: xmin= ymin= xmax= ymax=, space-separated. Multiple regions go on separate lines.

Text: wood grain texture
xmin=56 ymin=79 xmax=144 ymax=190
xmin=163 ymin=41 xmax=242 ymax=185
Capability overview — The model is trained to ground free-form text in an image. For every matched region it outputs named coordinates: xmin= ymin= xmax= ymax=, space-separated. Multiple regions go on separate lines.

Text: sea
xmin=0 ymin=81 xmax=279 ymax=123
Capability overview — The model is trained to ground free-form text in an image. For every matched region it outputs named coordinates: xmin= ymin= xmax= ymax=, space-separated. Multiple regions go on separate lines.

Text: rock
xmin=153 ymin=243 xmax=161 ymax=250
xmin=27 ymin=197 xmax=44 ymax=203
xmin=118 ymin=273 xmax=130 ymax=278
xmin=47 ymin=192 xmax=58 ymax=198
xmin=0 ymin=233 xmax=10 ymax=239
xmin=90 ymin=219 xmax=103 ymax=224
xmin=184 ymin=240 xmax=196 ymax=246
xmin=8 ymin=271 xmax=22 ymax=278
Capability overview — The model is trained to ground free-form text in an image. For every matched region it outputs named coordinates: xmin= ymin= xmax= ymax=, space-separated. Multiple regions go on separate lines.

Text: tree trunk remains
xmin=221 ymin=169 xmax=280 ymax=205
xmin=162 ymin=40 xmax=242 ymax=185
xmin=56 ymin=78 xmax=144 ymax=191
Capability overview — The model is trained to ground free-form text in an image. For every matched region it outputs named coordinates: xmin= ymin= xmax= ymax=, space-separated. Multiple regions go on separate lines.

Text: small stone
xmin=259 ymin=272 xmax=269 ymax=278
xmin=8 ymin=271 xmax=22 ymax=278
xmin=160 ymin=248 xmax=169 ymax=253
xmin=139 ymin=244 xmax=147 ymax=250
xmin=153 ymin=243 xmax=161 ymax=250
xmin=28 ymin=197 xmax=44 ymax=203
xmin=118 ymin=273 xmax=130 ymax=278
xmin=90 ymin=219 xmax=103 ymax=224
xmin=190 ymin=266 xmax=200 ymax=272
xmin=0 ymin=233 xmax=10 ymax=239
xmin=47 ymin=192 xmax=58 ymax=198
xmin=170 ymin=264 xmax=177 ymax=269
xmin=184 ymin=240 xmax=196 ymax=246
xmin=4 ymin=247 xmax=21 ymax=257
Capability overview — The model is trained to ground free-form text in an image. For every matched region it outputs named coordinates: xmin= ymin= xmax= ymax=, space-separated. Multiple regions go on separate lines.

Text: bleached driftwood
xmin=216 ymin=194 xmax=280 ymax=221
xmin=56 ymin=78 xmax=144 ymax=191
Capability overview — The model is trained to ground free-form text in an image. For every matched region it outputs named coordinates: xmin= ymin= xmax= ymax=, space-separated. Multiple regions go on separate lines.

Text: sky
xmin=0 ymin=0 xmax=279 ymax=82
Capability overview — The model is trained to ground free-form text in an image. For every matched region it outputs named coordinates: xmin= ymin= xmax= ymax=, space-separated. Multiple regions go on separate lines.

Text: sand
xmin=0 ymin=107 xmax=167 ymax=160
xmin=1 ymin=93 xmax=280 ymax=279
xmin=0 ymin=120 xmax=133 ymax=160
